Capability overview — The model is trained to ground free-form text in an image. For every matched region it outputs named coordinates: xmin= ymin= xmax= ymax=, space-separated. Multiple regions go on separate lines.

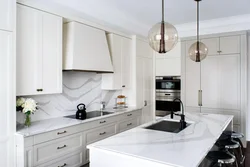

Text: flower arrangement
xmin=16 ymin=97 xmax=38 ymax=127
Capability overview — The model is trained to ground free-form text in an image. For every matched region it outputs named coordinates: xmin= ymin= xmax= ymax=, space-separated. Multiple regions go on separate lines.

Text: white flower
xmin=22 ymin=98 xmax=37 ymax=114
xmin=16 ymin=97 xmax=26 ymax=107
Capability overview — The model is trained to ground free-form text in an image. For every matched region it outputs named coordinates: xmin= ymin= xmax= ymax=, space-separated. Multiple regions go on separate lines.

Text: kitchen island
xmin=87 ymin=112 xmax=233 ymax=167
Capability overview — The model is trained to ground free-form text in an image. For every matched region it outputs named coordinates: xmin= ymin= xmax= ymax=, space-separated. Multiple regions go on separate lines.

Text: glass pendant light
xmin=188 ymin=0 xmax=208 ymax=62
xmin=148 ymin=0 xmax=178 ymax=54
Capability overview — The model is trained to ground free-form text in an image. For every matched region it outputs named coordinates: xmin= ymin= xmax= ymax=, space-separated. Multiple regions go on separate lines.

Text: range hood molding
xmin=63 ymin=22 xmax=113 ymax=73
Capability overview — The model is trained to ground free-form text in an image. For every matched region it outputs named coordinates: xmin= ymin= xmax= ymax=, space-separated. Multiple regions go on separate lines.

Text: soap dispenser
xmin=76 ymin=103 xmax=87 ymax=120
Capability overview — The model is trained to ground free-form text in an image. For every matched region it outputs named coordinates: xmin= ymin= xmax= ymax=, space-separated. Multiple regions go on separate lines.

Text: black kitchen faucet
xmin=171 ymin=98 xmax=187 ymax=130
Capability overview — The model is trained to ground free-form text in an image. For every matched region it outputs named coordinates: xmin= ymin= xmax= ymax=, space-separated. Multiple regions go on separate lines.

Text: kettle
xmin=76 ymin=103 xmax=87 ymax=120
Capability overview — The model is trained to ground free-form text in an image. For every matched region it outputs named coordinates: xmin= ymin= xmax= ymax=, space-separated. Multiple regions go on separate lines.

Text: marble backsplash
xmin=17 ymin=72 xmax=121 ymax=122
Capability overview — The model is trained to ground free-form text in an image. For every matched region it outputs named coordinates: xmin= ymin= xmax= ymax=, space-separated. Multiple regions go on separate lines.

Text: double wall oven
xmin=156 ymin=76 xmax=181 ymax=116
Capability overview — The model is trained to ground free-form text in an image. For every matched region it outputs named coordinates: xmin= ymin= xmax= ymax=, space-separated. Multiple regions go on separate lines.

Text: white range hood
xmin=63 ymin=21 xmax=113 ymax=73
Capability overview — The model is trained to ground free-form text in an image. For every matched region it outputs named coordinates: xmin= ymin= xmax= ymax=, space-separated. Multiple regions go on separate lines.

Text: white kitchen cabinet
xmin=118 ymin=117 xmax=140 ymax=133
xmin=201 ymin=38 xmax=219 ymax=56
xmin=201 ymin=56 xmax=220 ymax=108
xmin=201 ymin=36 xmax=240 ymax=55
xmin=219 ymin=36 xmax=240 ymax=55
xmin=16 ymin=109 xmax=143 ymax=167
xmin=185 ymin=55 xmax=200 ymax=107
xmin=37 ymin=151 xmax=83 ymax=167
xmin=219 ymin=54 xmax=240 ymax=110
xmin=102 ymin=34 xmax=132 ymax=90
xmin=85 ymin=123 xmax=116 ymax=145
xmin=156 ymin=57 xmax=181 ymax=76
xmin=33 ymin=133 xmax=83 ymax=166
xmin=155 ymin=42 xmax=181 ymax=76
xmin=16 ymin=4 xmax=62 ymax=96
xmin=182 ymin=33 xmax=246 ymax=135
xmin=24 ymin=147 xmax=33 ymax=167
xmin=0 ymin=0 xmax=13 ymax=31
xmin=136 ymin=38 xmax=154 ymax=124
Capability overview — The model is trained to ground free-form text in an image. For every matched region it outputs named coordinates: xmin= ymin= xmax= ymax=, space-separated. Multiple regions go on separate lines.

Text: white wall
xmin=16 ymin=72 xmax=121 ymax=123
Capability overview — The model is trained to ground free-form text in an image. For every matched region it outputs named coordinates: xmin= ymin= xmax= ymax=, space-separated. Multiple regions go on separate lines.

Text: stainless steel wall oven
xmin=156 ymin=76 xmax=181 ymax=115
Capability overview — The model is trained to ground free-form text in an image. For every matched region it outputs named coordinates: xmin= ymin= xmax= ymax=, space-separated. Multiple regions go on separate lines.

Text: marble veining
xmin=17 ymin=72 xmax=122 ymax=122
xmin=87 ymin=112 xmax=233 ymax=167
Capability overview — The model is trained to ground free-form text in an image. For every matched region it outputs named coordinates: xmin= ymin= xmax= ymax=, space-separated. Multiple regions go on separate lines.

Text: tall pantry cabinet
xmin=133 ymin=37 xmax=154 ymax=124
xmin=0 ymin=0 xmax=15 ymax=167
xmin=181 ymin=32 xmax=247 ymax=136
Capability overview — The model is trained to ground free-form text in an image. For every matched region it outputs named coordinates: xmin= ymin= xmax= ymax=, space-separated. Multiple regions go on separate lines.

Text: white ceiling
xmin=40 ymin=0 xmax=250 ymax=36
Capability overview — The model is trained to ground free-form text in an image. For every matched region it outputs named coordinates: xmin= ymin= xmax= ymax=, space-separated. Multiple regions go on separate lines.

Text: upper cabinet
xmin=201 ymin=36 xmax=240 ymax=55
xmin=102 ymin=34 xmax=132 ymax=90
xmin=16 ymin=5 xmax=63 ymax=96
xmin=155 ymin=41 xmax=181 ymax=76
xmin=0 ymin=0 xmax=13 ymax=31
xmin=63 ymin=22 xmax=113 ymax=73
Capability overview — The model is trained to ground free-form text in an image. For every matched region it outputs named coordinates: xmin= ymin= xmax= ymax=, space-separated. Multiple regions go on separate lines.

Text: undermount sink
xmin=64 ymin=110 xmax=114 ymax=120
xmin=145 ymin=120 xmax=190 ymax=133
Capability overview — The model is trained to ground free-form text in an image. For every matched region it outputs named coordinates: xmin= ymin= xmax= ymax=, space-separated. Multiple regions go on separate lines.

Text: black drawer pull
xmin=58 ymin=163 xmax=67 ymax=167
xmin=57 ymin=130 xmax=67 ymax=135
xmin=127 ymin=114 xmax=132 ymax=116
xmin=165 ymin=94 xmax=171 ymax=95
xmin=127 ymin=123 xmax=132 ymax=126
xmin=99 ymin=132 xmax=106 ymax=135
xmin=57 ymin=145 xmax=67 ymax=149
xmin=100 ymin=120 xmax=106 ymax=124
xmin=36 ymin=89 xmax=43 ymax=92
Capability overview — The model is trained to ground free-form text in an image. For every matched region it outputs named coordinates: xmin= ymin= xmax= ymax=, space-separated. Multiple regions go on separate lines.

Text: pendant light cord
xmin=197 ymin=0 xmax=199 ymax=42
xmin=160 ymin=0 xmax=166 ymax=53
xmin=162 ymin=0 xmax=164 ymax=22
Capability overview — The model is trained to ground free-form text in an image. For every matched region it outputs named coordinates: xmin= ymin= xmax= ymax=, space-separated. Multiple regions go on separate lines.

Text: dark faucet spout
xmin=173 ymin=98 xmax=187 ymax=129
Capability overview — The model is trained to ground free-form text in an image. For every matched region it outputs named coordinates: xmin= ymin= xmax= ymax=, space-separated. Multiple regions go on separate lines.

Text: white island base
xmin=88 ymin=112 xmax=233 ymax=167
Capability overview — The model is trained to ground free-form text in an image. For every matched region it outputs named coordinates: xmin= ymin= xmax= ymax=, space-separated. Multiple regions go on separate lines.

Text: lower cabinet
xmin=17 ymin=109 xmax=142 ymax=167
xmin=85 ymin=123 xmax=116 ymax=145
xmin=118 ymin=117 xmax=140 ymax=133
xmin=37 ymin=151 xmax=83 ymax=167
xmin=33 ymin=133 xmax=83 ymax=166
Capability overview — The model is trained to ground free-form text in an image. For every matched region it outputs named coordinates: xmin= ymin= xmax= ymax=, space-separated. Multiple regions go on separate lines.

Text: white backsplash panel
xmin=17 ymin=72 xmax=121 ymax=122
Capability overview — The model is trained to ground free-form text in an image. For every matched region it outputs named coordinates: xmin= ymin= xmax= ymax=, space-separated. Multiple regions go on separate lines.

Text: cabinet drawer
xmin=34 ymin=133 xmax=83 ymax=166
xmin=118 ymin=118 xmax=139 ymax=133
xmin=37 ymin=151 xmax=83 ymax=167
xmin=119 ymin=110 xmax=142 ymax=120
xmin=34 ymin=115 xmax=119 ymax=144
xmin=86 ymin=124 xmax=116 ymax=145
xmin=34 ymin=124 xmax=84 ymax=144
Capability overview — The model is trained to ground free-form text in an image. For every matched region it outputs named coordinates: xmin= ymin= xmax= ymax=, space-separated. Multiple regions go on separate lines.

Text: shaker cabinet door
xmin=201 ymin=38 xmax=219 ymax=56
xmin=185 ymin=57 xmax=200 ymax=107
xmin=41 ymin=12 xmax=62 ymax=94
xmin=201 ymin=56 xmax=220 ymax=108
xmin=219 ymin=36 xmax=240 ymax=55
xmin=16 ymin=4 xmax=62 ymax=96
xmin=16 ymin=5 xmax=40 ymax=95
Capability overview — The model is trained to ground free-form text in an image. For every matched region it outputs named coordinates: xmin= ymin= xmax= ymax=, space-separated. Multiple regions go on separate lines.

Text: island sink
xmin=145 ymin=120 xmax=190 ymax=133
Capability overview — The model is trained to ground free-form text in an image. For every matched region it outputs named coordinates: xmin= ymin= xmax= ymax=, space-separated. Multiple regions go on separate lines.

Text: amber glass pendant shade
xmin=148 ymin=0 xmax=178 ymax=54
xmin=188 ymin=41 xmax=208 ymax=62
xmin=148 ymin=22 xmax=178 ymax=53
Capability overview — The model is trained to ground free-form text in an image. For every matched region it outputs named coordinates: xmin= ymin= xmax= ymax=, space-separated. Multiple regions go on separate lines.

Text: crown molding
xmin=176 ymin=14 xmax=250 ymax=38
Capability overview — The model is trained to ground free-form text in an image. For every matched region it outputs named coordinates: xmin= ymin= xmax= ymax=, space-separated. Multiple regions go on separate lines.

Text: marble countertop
xmin=88 ymin=112 xmax=233 ymax=167
xmin=16 ymin=107 xmax=141 ymax=137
